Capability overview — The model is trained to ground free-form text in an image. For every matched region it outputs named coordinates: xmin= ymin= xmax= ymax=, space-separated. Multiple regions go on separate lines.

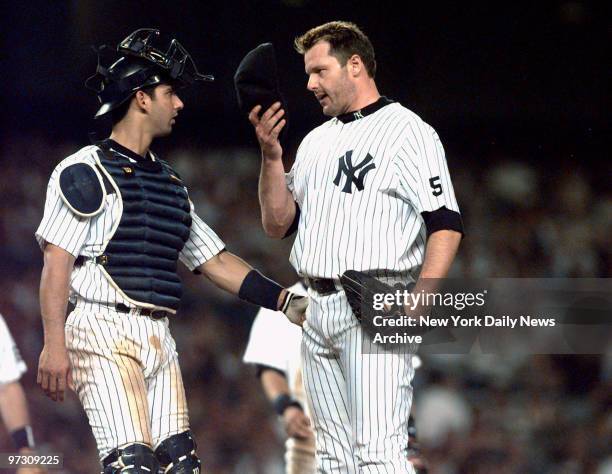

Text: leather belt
xmin=115 ymin=303 xmax=169 ymax=320
xmin=306 ymin=277 xmax=342 ymax=296
xmin=74 ymin=255 xmax=108 ymax=266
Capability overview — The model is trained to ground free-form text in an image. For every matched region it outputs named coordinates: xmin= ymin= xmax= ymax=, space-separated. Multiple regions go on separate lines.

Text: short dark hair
xmin=294 ymin=21 xmax=377 ymax=78
xmin=110 ymin=83 xmax=160 ymax=126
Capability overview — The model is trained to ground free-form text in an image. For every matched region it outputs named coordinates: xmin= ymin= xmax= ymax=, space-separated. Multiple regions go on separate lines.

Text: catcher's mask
xmin=85 ymin=28 xmax=214 ymax=119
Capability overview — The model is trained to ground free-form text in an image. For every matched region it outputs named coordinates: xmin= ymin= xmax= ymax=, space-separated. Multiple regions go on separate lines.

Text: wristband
xmin=11 ymin=425 xmax=35 ymax=450
xmin=272 ymin=394 xmax=302 ymax=416
xmin=238 ymin=270 xmax=284 ymax=310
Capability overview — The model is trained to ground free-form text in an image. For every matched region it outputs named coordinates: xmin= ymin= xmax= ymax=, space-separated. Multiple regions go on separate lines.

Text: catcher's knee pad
xmin=101 ymin=443 xmax=160 ymax=473
xmin=155 ymin=430 xmax=201 ymax=473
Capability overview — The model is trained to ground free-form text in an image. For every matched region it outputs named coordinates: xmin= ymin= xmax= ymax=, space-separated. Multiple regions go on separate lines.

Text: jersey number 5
xmin=429 ymin=176 xmax=443 ymax=196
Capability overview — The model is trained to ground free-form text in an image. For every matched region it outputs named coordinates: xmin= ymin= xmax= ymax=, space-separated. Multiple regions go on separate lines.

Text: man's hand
xmin=248 ymin=102 xmax=286 ymax=160
xmin=37 ymin=344 xmax=72 ymax=402
xmin=279 ymin=290 xmax=308 ymax=326
xmin=283 ymin=406 xmax=314 ymax=440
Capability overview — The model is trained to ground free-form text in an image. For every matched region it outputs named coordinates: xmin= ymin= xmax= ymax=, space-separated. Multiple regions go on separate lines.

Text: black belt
xmin=306 ymin=277 xmax=341 ymax=295
xmin=115 ymin=303 xmax=170 ymax=320
xmin=74 ymin=255 xmax=108 ymax=266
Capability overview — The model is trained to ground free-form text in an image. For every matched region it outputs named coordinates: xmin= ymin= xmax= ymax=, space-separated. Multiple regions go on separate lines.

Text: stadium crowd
xmin=0 ymin=133 xmax=609 ymax=473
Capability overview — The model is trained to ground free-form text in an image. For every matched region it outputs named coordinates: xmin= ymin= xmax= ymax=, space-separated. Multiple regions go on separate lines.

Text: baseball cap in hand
xmin=234 ymin=42 xmax=289 ymax=126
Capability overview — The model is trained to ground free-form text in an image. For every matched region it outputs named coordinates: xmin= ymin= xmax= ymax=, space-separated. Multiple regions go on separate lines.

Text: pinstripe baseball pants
xmin=301 ymin=290 xmax=416 ymax=473
xmin=65 ymin=302 xmax=190 ymax=459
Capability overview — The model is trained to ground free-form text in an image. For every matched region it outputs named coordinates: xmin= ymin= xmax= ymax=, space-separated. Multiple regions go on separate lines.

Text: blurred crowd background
xmin=2 ymin=1 xmax=609 ymax=473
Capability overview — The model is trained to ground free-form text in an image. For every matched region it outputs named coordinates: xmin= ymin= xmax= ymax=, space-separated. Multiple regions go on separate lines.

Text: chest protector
xmin=96 ymin=148 xmax=192 ymax=311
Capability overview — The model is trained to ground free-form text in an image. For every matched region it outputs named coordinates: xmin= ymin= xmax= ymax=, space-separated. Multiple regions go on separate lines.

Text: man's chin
xmin=321 ymin=104 xmax=336 ymax=117
xmin=157 ymin=126 xmax=173 ymax=137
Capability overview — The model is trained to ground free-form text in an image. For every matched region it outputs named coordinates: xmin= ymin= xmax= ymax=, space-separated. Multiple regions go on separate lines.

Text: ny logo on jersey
xmin=333 ymin=150 xmax=376 ymax=193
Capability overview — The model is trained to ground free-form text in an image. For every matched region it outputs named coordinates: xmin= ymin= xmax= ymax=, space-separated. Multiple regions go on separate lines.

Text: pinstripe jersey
xmin=35 ymin=142 xmax=225 ymax=312
xmin=287 ymin=98 xmax=460 ymax=280
xmin=0 ymin=314 xmax=27 ymax=384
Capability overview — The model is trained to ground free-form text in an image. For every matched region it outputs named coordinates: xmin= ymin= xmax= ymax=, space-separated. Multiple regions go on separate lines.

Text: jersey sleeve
xmin=35 ymin=166 xmax=92 ymax=257
xmin=285 ymin=166 xmax=296 ymax=196
xmin=179 ymin=202 xmax=226 ymax=271
xmin=0 ymin=315 xmax=27 ymax=384
xmin=243 ymin=282 xmax=306 ymax=370
xmin=395 ymin=123 xmax=460 ymax=214
xmin=243 ymin=308 xmax=292 ymax=372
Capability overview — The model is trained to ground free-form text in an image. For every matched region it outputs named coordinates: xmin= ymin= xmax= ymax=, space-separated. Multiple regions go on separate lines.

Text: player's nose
xmin=174 ymin=95 xmax=184 ymax=111
xmin=307 ymin=74 xmax=318 ymax=92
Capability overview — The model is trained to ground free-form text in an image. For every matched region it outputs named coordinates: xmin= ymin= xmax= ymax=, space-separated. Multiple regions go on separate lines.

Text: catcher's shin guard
xmin=155 ymin=430 xmax=201 ymax=473
xmin=101 ymin=443 xmax=160 ymax=473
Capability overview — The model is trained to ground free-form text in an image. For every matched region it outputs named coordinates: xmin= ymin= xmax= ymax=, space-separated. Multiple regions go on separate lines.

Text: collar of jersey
xmin=335 ymin=96 xmax=394 ymax=124
xmin=102 ymin=139 xmax=155 ymax=163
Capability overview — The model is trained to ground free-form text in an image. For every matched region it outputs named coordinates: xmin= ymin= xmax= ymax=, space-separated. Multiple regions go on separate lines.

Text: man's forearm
xmin=260 ymin=369 xmax=290 ymax=402
xmin=40 ymin=246 xmax=74 ymax=346
xmin=0 ymin=382 xmax=30 ymax=431
xmin=404 ymin=230 xmax=461 ymax=315
xmin=199 ymin=251 xmax=252 ymax=294
xmin=199 ymin=251 xmax=290 ymax=312
xmin=418 ymin=230 xmax=462 ymax=280
xmin=249 ymin=102 xmax=294 ymax=237
xmin=258 ymin=158 xmax=295 ymax=238
xmin=200 ymin=251 xmax=288 ymax=309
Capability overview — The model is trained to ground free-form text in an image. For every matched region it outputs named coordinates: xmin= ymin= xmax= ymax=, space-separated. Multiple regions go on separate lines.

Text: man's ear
xmin=134 ymin=89 xmax=151 ymax=111
xmin=348 ymin=54 xmax=363 ymax=77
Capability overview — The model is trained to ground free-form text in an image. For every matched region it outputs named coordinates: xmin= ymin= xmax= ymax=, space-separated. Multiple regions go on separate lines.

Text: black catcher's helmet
xmin=86 ymin=28 xmax=213 ymax=118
